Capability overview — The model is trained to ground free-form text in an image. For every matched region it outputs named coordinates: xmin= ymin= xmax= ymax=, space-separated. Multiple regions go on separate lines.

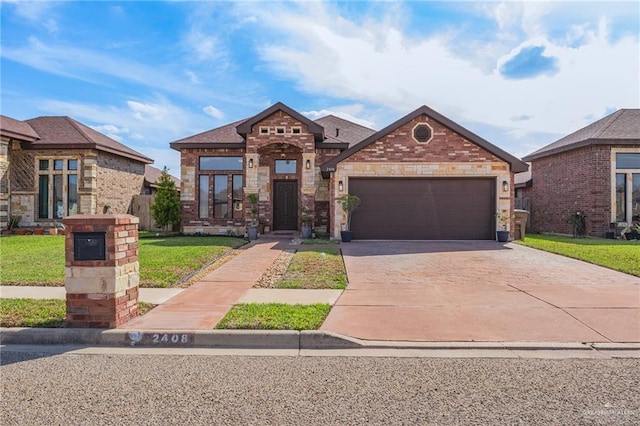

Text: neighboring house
xmin=520 ymin=109 xmax=640 ymax=237
xmin=0 ymin=114 xmax=153 ymax=229
xmin=143 ymin=165 xmax=181 ymax=195
xmin=170 ymin=102 xmax=527 ymax=240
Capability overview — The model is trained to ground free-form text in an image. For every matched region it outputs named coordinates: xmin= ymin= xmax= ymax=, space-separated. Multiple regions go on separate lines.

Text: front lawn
xmin=516 ymin=234 xmax=640 ymax=277
xmin=0 ymin=235 xmax=246 ymax=287
xmin=277 ymin=247 xmax=347 ymax=289
xmin=0 ymin=298 xmax=154 ymax=328
xmin=216 ymin=303 xmax=331 ymax=330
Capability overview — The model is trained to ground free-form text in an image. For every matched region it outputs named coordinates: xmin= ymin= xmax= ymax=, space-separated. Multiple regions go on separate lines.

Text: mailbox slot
xmin=74 ymin=232 xmax=106 ymax=261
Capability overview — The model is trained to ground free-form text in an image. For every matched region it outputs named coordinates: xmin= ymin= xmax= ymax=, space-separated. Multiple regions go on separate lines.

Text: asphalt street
xmin=1 ymin=347 xmax=639 ymax=425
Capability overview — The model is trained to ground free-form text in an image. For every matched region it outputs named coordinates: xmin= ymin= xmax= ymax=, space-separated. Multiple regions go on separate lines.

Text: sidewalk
xmin=120 ymin=237 xmax=341 ymax=330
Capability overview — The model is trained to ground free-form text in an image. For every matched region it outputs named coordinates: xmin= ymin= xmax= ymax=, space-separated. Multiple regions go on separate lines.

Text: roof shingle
xmin=0 ymin=115 xmax=39 ymax=141
xmin=24 ymin=116 xmax=153 ymax=164
xmin=523 ymin=109 xmax=640 ymax=161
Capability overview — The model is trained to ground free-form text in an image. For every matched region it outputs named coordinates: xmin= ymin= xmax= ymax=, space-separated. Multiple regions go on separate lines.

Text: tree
xmin=151 ymin=167 xmax=181 ymax=230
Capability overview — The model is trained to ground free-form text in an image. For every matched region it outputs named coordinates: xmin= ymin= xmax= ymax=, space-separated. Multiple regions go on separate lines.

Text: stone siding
xmin=96 ymin=152 xmax=145 ymax=214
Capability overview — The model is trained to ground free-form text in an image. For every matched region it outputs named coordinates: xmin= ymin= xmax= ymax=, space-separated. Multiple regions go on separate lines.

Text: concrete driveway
xmin=321 ymin=241 xmax=640 ymax=342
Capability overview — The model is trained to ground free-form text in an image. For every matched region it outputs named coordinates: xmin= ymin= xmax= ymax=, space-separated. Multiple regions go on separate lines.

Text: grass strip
xmin=216 ymin=303 xmax=331 ymax=330
xmin=277 ymin=248 xmax=347 ymax=289
xmin=0 ymin=235 xmax=246 ymax=288
xmin=0 ymin=298 xmax=154 ymax=328
xmin=516 ymin=234 xmax=640 ymax=277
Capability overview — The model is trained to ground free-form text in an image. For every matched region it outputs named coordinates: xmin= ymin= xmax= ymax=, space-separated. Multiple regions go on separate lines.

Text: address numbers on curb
xmin=127 ymin=331 xmax=194 ymax=346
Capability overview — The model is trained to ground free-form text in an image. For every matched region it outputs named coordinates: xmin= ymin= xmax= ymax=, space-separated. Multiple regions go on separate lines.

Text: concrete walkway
xmin=120 ymin=238 xmax=340 ymax=330
xmin=0 ymin=286 xmax=184 ymax=305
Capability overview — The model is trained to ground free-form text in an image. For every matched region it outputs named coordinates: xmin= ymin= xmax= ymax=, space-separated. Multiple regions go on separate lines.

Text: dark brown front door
xmin=349 ymin=178 xmax=495 ymax=240
xmin=273 ymin=180 xmax=298 ymax=230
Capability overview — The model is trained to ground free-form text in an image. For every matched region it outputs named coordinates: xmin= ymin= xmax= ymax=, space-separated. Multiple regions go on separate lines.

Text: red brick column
xmin=63 ymin=214 xmax=139 ymax=328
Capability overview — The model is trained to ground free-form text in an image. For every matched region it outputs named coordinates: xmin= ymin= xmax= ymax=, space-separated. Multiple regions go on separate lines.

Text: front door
xmin=273 ymin=180 xmax=298 ymax=230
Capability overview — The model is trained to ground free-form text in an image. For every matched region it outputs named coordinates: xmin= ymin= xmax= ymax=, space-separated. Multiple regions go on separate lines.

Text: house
xmin=520 ymin=109 xmax=640 ymax=237
xmin=170 ymin=102 xmax=527 ymax=240
xmin=0 ymin=114 xmax=153 ymax=229
xmin=142 ymin=165 xmax=181 ymax=195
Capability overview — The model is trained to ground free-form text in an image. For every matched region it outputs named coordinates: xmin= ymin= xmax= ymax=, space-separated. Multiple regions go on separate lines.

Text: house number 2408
xmin=152 ymin=333 xmax=190 ymax=344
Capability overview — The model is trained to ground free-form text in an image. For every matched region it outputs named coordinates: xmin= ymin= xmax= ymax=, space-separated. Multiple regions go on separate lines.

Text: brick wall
xmin=64 ymin=214 xmax=139 ymax=328
xmin=96 ymin=152 xmax=145 ymax=214
xmin=524 ymin=145 xmax=612 ymax=237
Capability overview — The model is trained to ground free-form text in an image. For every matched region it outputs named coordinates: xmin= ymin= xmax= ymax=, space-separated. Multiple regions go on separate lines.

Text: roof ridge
xmin=64 ymin=116 xmax=95 ymax=144
xmin=315 ymin=114 xmax=376 ymax=131
xmin=591 ymin=110 xmax=624 ymax=138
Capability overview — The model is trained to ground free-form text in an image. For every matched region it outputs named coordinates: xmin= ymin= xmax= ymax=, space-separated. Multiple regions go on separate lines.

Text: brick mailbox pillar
xmin=63 ymin=214 xmax=140 ymax=328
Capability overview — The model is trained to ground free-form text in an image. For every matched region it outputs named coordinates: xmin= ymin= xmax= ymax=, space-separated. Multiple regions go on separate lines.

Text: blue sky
xmin=2 ymin=1 xmax=639 ymax=176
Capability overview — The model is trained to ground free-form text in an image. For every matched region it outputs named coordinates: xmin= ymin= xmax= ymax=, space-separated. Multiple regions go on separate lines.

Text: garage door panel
xmin=350 ymin=178 xmax=495 ymax=240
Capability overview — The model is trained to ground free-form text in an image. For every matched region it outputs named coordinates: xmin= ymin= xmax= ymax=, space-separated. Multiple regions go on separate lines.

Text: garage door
xmin=349 ymin=178 xmax=495 ymax=240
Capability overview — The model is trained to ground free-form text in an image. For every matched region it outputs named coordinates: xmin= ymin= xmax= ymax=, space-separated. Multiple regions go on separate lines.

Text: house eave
xmin=1 ymin=129 xmax=39 ymax=143
xmin=170 ymin=142 xmax=247 ymax=151
xmin=522 ymin=138 xmax=640 ymax=162
xmin=22 ymin=142 xmax=153 ymax=164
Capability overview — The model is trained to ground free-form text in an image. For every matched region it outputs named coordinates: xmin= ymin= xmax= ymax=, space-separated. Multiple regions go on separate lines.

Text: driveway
xmin=320 ymin=241 xmax=640 ymax=342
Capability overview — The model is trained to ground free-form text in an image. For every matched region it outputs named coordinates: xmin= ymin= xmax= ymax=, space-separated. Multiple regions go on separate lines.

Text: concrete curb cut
xmin=2 ymin=328 xmax=639 ymax=353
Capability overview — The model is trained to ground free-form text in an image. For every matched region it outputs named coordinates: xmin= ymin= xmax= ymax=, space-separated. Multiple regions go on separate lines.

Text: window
xmin=275 ymin=159 xmax=296 ymax=174
xmin=37 ymin=158 xmax=79 ymax=219
xmin=276 ymin=127 xmax=285 ymax=134
xmin=412 ymin=123 xmax=433 ymax=143
xmin=214 ymin=175 xmax=228 ymax=218
xmin=199 ymin=175 xmax=209 ymax=219
xmin=259 ymin=127 xmax=270 ymax=135
xmin=198 ymin=162 xmax=244 ymax=221
xmin=614 ymin=151 xmax=640 ymax=223
xmin=199 ymin=156 xmax=243 ymax=171
xmin=291 ymin=127 xmax=301 ymax=134
xmin=232 ymin=175 xmax=243 ymax=219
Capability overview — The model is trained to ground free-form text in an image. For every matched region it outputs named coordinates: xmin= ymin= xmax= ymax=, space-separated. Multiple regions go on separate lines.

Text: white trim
xmin=611 ymin=147 xmax=640 ymax=224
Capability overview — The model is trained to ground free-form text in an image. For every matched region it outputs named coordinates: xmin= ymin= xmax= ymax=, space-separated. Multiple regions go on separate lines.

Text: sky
xmin=1 ymin=0 xmax=639 ymax=177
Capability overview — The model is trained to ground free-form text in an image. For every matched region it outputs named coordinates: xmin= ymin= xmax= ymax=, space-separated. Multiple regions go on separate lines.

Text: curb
xmin=2 ymin=328 xmax=639 ymax=353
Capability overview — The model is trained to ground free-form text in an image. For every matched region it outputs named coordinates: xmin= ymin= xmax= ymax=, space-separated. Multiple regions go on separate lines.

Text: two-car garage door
xmin=349 ymin=178 xmax=496 ymax=240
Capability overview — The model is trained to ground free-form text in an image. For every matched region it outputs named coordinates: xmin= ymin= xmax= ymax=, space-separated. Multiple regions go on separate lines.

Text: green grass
xmin=277 ymin=247 xmax=347 ymax=289
xmin=0 ymin=235 xmax=65 ymax=285
xmin=138 ymin=236 xmax=245 ymax=287
xmin=216 ymin=303 xmax=331 ymax=330
xmin=301 ymin=238 xmax=339 ymax=245
xmin=0 ymin=235 xmax=246 ymax=288
xmin=0 ymin=298 xmax=155 ymax=328
xmin=516 ymin=234 xmax=640 ymax=277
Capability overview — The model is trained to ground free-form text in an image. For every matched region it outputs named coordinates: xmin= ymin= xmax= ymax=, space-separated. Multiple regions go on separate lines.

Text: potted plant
xmin=567 ymin=211 xmax=587 ymax=238
xmin=300 ymin=207 xmax=313 ymax=239
xmin=246 ymin=193 xmax=259 ymax=241
xmin=622 ymin=223 xmax=640 ymax=240
xmin=495 ymin=211 xmax=511 ymax=242
xmin=33 ymin=224 xmax=44 ymax=235
xmin=3 ymin=215 xmax=20 ymax=236
xmin=338 ymin=194 xmax=360 ymax=242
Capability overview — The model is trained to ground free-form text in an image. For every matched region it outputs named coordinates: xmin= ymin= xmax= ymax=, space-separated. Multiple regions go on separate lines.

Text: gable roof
xmin=236 ymin=102 xmax=325 ymax=141
xmin=321 ymin=105 xmax=529 ymax=174
xmin=170 ymin=107 xmax=374 ymax=150
xmin=314 ymin=115 xmax=376 ymax=148
xmin=0 ymin=115 xmax=39 ymax=142
xmin=523 ymin=109 xmax=640 ymax=161
xmin=24 ymin=116 xmax=153 ymax=164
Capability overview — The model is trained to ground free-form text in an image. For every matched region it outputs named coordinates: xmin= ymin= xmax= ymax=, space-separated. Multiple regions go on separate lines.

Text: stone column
xmin=64 ymin=214 xmax=140 ymax=328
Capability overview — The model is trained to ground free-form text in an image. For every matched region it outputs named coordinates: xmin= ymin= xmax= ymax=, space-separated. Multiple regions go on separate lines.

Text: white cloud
xmin=249 ymin=1 xmax=639 ymax=143
xmin=203 ymin=105 xmax=224 ymax=120
xmin=303 ymin=106 xmax=376 ymax=129
xmin=184 ymin=69 xmax=201 ymax=84
xmin=5 ymin=0 xmax=59 ymax=33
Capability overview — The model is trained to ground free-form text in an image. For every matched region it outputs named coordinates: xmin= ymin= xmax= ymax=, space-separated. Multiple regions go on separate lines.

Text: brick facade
xmin=64 ymin=214 xmax=139 ymax=328
xmin=522 ymin=145 xmax=613 ymax=237
xmin=5 ymin=146 xmax=145 ymax=227
xmin=174 ymin=104 xmax=524 ymax=239
xmin=332 ymin=114 xmax=513 ymax=237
